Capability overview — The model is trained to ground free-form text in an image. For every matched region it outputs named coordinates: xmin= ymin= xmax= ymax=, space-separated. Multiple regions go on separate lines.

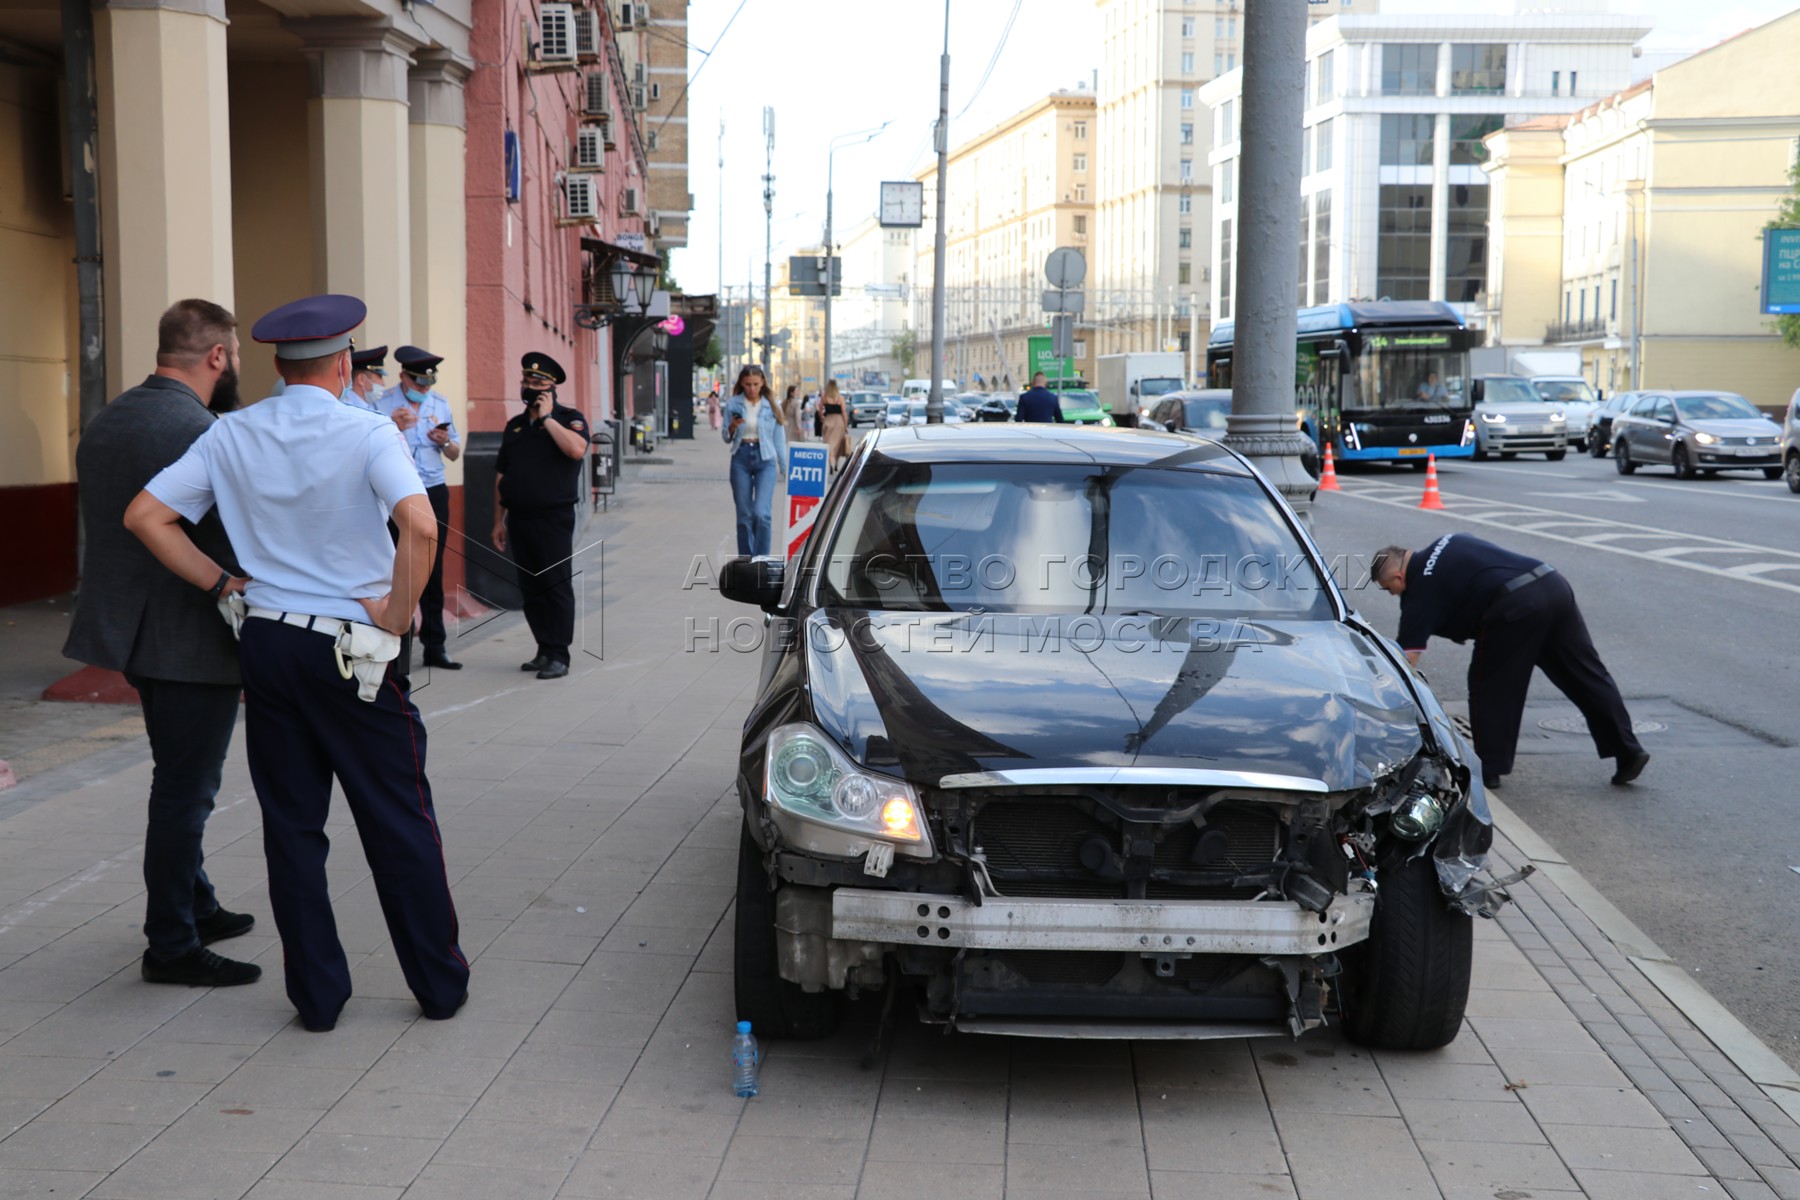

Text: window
xmin=1565 ymin=292 xmax=1572 ymax=324
xmin=1179 ymin=192 xmax=1192 ymax=215
xmin=1579 ymin=289 xmax=1586 ymax=323
xmin=1215 ymin=16 xmax=1223 ymax=36
xmin=647 ymin=129 xmax=660 ymax=150
xmin=1450 ymin=113 xmax=1504 ymax=166
xmin=1228 ymin=17 xmax=1236 ymax=37
xmin=1222 ymin=99 xmax=1234 ymax=140
xmin=1570 ymin=70 xmax=1578 ymax=96
xmin=1074 ymin=214 xmax=1087 ymax=236
xmin=1220 ymin=217 xmax=1234 ymax=319
xmin=1178 ymin=262 xmax=1191 ymax=285
xmin=1449 ymin=44 xmax=1506 ymax=94
xmin=1180 ymin=158 xmax=1194 ymax=183
xmin=1227 ymin=53 xmax=1235 ymax=70
xmin=1074 ymin=121 xmax=1087 ymax=140
xmin=1316 ymin=49 xmax=1335 ymax=102
xmin=1376 ymin=185 xmax=1432 ymax=301
xmin=1213 ymin=53 xmax=1223 ymax=75
xmin=1180 ymin=122 xmax=1193 ymax=145
xmin=1314 ymin=191 xmax=1332 ymax=304
xmin=1316 ymin=117 xmax=1334 ymax=172
xmin=1217 ymin=159 xmax=1228 ymax=200
xmin=1073 ymin=154 xmax=1087 ymax=172
xmin=1301 ymin=127 xmax=1311 ymax=176
xmin=1611 ymin=277 xmax=1618 ymax=319
xmin=1299 ymin=198 xmax=1311 ymax=306
xmin=1594 ymin=284 xmax=1601 ymax=321
xmin=1182 ymin=51 xmax=1195 ymax=74
xmin=1182 ymin=17 xmax=1194 ymax=37
xmin=650 ymin=82 xmax=662 ymax=100
xmin=1380 ymin=114 xmax=1436 ymax=166
xmin=1179 ymin=228 xmax=1192 ymax=249
xmin=1074 ymin=183 xmax=1086 ymax=201
xmin=1551 ymin=70 xmax=1560 ymax=97
xmin=1381 ymin=43 xmax=1435 ymax=95
xmin=1181 ymin=88 xmax=1194 ymax=110
xmin=1445 ymin=182 xmax=1488 ymax=303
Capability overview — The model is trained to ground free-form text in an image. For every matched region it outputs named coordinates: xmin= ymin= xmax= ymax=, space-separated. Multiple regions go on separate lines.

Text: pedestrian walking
xmin=1371 ymin=534 xmax=1649 ymax=790
xmin=388 ymin=345 xmax=463 ymax=670
xmin=63 ymin=299 xmax=262 ymax=990
xmin=1015 ymin=371 xmax=1066 ymax=424
xmin=492 ymin=353 xmax=589 ymax=680
xmin=125 ymin=294 xmax=468 ymax=1031
xmin=819 ymin=379 xmax=851 ymax=471
xmin=342 ymin=345 xmax=389 ymax=413
xmin=783 ymin=384 xmax=805 ymax=443
xmin=707 ymin=385 xmax=722 ymax=431
xmin=723 ymin=364 xmax=788 ymax=556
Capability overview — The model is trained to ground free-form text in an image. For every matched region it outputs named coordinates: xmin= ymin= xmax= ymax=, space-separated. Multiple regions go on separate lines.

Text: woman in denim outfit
xmin=721 ymin=364 xmax=788 ymax=556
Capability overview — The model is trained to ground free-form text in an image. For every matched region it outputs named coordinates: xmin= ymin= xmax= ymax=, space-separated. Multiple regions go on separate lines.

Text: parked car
xmin=1612 ymin=390 xmax=1785 ymax=479
xmin=1144 ymin=389 xmax=1232 ymax=433
xmin=849 ymin=391 xmax=887 ymax=428
xmin=1056 ymin=389 xmax=1114 ymax=426
xmin=884 ymin=399 xmax=910 ymax=428
xmin=718 ymin=424 xmax=1504 ymax=1048
xmin=1529 ymin=377 xmax=1600 ymax=447
xmin=1471 ymin=376 xmax=1567 ymax=460
xmin=974 ymin=395 xmax=1017 ymax=422
xmin=1784 ymin=387 xmax=1800 ymax=494
xmin=1586 ymin=391 xmax=1642 ymax=458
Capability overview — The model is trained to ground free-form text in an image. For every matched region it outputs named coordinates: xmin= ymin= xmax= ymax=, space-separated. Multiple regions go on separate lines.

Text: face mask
xmin=405 ymin=388 xmax=429 ymax=404
xmin=340 ymin=388 xmax=357 ymax=404
xmin=521 ymin=385 xmax=552 ymax=405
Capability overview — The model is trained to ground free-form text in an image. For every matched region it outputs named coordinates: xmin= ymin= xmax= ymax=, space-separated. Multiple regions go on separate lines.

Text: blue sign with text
xmin=786 ymin=445 xmax=828 ymax=498
xmin=1763 ymin=228 xmax=1800 ymax=315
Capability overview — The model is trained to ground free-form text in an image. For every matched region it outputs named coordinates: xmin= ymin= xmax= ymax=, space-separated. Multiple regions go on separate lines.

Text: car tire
xmin=1410 ymin=459 xmax=1430 ymax=471
xmin=1499 ymin=451 xmax=1517 ymax=461
xmin=1472 ymin=447 xmax=1489 ymax=461
xmin=1340 ymin=853 xmax=1472 ymax=1052
xmin=1546 ymin=449 xmax=1567 ymax=462
xmin=734 ymin=822 xmax=840 ymax=1041
xmin=1672 ymin=443 xmax=1696 ymax=480
xmin=1762 ymin=466 xmax=1783 ymax=481
xmin=1589 ymin=432 xmax=1608 ymax=459
xmin=1615 ymin=439 xmax=1636 ymax=475
xmin=1786 ymin=456 xmax=1800 ymax=493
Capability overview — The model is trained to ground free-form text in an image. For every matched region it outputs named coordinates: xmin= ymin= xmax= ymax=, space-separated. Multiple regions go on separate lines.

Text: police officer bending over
xmin=1372 ymin=534 xmax=1649 ymax=791
xmin=125 ymin=294 xmax=469 ymax=1032
xmin=492 ymin=353 xmax=588 ymax=680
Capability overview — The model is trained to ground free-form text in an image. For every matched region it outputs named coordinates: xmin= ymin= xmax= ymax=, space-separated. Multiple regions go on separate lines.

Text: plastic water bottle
xmin=731 ymin=1021 xmax=761 ymax=1097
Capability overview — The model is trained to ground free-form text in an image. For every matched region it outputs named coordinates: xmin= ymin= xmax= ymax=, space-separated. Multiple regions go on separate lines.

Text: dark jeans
xmin=126 ymin=674 xmax=241 ymax=961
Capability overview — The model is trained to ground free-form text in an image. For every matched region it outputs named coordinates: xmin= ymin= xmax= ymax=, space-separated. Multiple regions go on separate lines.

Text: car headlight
xmin=1481 ymin=412 xmax=1506 ymax=424
xmin=1101 ymin=416 xmax=1115 ymax=427
xmin=1694 ymin=431 xmax=1719 ymax=446
xmin=1549 ymin=412 xmax=1566 ymax=423
xmin=766 ymin=724 xmax=928 ymax=847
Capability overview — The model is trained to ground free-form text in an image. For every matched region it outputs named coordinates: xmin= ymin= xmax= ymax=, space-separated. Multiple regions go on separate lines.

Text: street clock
xmin=878 ymin=180 xmax=924 ymax=228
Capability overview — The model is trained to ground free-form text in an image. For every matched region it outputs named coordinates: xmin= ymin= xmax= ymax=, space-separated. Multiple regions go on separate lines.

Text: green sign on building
xmin=1027 ymin=335 xmax=1073 ymax=384
xmin=1762 ymin=228 xmax=1800 ymax=315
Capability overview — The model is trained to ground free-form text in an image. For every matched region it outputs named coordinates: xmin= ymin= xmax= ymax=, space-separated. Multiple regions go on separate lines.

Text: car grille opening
xmin=993 ymin=951 xmax=1126 ymax=987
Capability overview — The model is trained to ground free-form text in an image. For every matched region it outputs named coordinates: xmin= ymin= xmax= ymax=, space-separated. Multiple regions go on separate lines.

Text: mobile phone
xmin=435 ymin=421 xmax=452 ymax=430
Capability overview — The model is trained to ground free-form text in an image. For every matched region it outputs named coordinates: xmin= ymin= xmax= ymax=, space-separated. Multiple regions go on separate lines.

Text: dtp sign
xmin=785 ymin=445 xmax=829 ymax=559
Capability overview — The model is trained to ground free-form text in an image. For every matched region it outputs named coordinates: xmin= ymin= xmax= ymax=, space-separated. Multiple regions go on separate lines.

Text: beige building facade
xmin=913 ymin=89 xmax=1097 ymax=390
xmin=616 ymin=0 xmax=690 ymax=255
xmin=1484 ymin=8 xmax=1800 ymax=406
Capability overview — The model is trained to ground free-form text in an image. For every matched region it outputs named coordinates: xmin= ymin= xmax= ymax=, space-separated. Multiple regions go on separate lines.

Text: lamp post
xmin=822 ymin=122 xmax=890 ymax=396
xmin=927 ymin=0 xmax=950 ymax=424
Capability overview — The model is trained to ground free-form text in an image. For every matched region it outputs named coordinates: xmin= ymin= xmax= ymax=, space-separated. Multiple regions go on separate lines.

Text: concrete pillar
xmin=292 ymin=19 xmax=421 ymax=348
xmin=94 ymin=0 xmax=234 ymax=389
xmin=407 ymin=50 xmax=470 ymax=484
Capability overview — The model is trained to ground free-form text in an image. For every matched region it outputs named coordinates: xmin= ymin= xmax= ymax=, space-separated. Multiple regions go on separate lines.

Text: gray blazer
xmin=62 ymin=375 xmax=242 ymax=686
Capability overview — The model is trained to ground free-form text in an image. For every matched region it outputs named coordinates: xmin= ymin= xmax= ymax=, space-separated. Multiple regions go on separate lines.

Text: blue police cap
xmin=521 ymin=352 xmax=566 ymax=386
xmin=395 ymin=345 xmax=445 ymax=381
xmin=351 ymin=345 xmax=388 ymax=375
xmin=251 ymin=294 xmax=366 ymax=360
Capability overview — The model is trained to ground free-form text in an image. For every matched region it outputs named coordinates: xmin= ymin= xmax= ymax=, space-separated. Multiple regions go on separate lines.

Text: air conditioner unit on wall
xmin=621 ymin=187 xmax=640 ymax=215
xmin=564 ymin=173 xmax=597 ymax=222
xmin=583 ymin=71 xmax=610 ymax=118
xmin=536 ymin=2 xmax=577 ymax=64
xmin=574 ymin=127 xmax=604 ymax=171
xmin=573 ymin=9 xmax=599 ymax=59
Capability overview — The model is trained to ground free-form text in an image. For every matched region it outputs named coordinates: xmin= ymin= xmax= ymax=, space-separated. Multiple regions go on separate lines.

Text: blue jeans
xmin=126 ymin=674 xmax=240 ymax=961
xmin=730 ymin=441 xmax=777 ymax=556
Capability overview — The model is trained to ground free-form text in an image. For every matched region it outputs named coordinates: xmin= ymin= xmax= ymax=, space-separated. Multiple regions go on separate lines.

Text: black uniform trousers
xmin=1467 ymin=572 xmax=1642 ymax=778
xmin=239 ymin=617 xmax=469 ymax=1028
xmin=393 ymin=483 xmax=452 ymax=671
xmin=508 ymin=504 xmax=577 ymax=665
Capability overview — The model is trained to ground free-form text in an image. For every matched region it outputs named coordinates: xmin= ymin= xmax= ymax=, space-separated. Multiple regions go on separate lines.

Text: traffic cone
xmin=1318 ymin=444 xmax=1341 ymax=491
xmin=1418 ymin=453 xmax=1446 ymax=510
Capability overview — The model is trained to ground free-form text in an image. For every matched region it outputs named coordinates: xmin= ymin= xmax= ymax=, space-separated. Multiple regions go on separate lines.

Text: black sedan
xmin=973 ymin=395 xmax=1017 ymax=422
xmin=1586 ymin=390 xmax=1641 ymax=458
xmin=720 ymin=425 xmax=1506 ymax=1049
xmin=1612 ymin=390 xmax=1785 ymax=479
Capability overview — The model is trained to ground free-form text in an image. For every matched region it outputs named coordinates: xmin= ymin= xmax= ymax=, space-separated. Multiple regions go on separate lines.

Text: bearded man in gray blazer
xmin=63 ymin=300 xmax=261 ymax=988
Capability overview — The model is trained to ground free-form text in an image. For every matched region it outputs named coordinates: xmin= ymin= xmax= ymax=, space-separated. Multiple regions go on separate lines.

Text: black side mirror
xmin=1471 ymin=380 xmax=1485 ymax=403
xmin=720 ymin=556 xmax=786 ymax=612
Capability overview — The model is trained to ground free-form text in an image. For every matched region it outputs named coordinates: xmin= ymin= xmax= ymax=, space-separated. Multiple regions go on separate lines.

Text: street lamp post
xmin=927 ymin=0 xmax=950 ymax=424
xmin=822 ymin=121 xmax=891 ymax=398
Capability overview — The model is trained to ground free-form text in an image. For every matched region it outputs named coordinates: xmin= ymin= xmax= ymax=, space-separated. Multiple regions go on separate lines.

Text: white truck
xmin=1096 ymin=352 xmax=1186 ymax=427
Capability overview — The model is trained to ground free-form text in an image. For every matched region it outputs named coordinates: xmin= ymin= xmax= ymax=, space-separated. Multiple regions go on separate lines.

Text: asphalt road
xmin=1309 ymin=451 xmax=1800 ymax=1070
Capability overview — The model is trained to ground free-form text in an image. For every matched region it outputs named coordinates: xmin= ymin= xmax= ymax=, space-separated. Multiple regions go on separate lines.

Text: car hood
xmin=803 ymin=609 xmax=1425 ymax=793
xmin=1476 ymin=401 xmax=1561 ymax=419
xmin=1686 ymin=417 xmax=1782 ymax=437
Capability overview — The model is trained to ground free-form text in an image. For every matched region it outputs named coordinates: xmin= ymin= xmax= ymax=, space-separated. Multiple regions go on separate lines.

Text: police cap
xmin=521 ymin=352 xmax=566 ymax=386
xmin=395 ymin=345 xmax=444 ymax=383
xmin=251 ymin=294 xmax=366 ymax=360
xmin=351 ymin=345 xmax=388 ymax=376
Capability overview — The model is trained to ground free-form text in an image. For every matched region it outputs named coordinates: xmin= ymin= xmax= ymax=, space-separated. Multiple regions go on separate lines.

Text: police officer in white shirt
xmin=388 ymin=345 xmax=462 ymax=670
xmin=341 ymin=345 xmax=390 ymax=413
xmin=124 ymin=294 xmax=469 ymax=1033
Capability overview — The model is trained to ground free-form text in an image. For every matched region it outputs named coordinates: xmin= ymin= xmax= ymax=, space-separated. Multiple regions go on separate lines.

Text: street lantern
xmin=609 ymin=260 xmax=636 ymax=311
xmin=632 ymin=266 xmax=655 ymax=312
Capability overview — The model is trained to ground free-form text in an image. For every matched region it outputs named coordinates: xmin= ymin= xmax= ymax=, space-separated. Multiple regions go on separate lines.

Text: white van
xmin=901 ymin=378 xmax=959 ymax=399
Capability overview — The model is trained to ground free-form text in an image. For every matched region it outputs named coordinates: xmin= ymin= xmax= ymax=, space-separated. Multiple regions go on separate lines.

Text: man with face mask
xmin=492 ymin=353 xmax=588 ymax=679
xmin=341 ymin=345 xmax=390 ymax=413
xmin=387 ymin=345 xmax=462 ymax=669
xmin=63 ymin=298 xmax=262 ymax=989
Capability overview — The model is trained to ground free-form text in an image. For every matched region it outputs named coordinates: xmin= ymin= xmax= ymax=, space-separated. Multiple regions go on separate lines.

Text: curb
xmin=1488 ymin=794 xmax=1800 ymax=1128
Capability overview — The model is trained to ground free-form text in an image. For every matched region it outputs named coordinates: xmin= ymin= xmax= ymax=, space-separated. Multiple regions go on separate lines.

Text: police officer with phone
xmin=388 ymin=345 xmax=462 ymax=670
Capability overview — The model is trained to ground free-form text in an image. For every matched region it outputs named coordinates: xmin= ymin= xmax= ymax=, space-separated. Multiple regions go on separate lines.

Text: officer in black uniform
xmin=492 ymin=353 xmax=587 ymax=680
xmin=1372 ymin=534 xmax=1649 ymax=790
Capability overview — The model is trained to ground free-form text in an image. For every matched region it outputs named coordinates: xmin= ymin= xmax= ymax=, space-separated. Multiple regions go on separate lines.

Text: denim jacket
xmin=721 ymin=394 xmax=788 ymax=465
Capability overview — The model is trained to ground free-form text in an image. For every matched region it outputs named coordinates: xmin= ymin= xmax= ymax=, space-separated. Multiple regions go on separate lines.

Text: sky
xmin=669 ymin=0 xmax=1800 ymax=299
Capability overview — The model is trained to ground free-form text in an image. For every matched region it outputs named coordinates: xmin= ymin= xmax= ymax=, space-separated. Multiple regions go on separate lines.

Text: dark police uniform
xmin=1396 ymin=533 xmax=1644 ymax=784
xmin=497 ymin=353 xmax=586 ymax=678
xmin=144 ymin=295 xmax=468 ymax=1031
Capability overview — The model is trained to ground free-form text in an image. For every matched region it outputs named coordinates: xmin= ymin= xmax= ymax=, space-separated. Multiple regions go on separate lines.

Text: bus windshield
xmin=1355 ymin=335 xmax=1468 ymax=412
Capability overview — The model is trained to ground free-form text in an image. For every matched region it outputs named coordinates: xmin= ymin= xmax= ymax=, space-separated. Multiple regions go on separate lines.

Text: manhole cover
xmin=1538 ymin=716 xmax=1666 ymax=734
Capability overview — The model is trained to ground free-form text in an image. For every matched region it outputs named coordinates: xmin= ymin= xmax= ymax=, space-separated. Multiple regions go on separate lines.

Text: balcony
xmin=1544 ymin=317 xmax=1608 ymax=343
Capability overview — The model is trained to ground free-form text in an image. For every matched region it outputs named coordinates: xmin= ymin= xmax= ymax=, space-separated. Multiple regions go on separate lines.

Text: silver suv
xmin=1784 ymin=387 xmax=1800 ymax=494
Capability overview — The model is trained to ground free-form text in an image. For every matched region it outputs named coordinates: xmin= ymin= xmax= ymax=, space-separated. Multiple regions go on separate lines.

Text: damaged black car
xmin=721 ymin=425 xmax=1515 ymax=1051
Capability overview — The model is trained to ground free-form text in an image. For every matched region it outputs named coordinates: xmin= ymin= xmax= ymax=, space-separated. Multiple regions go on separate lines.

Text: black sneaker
xmin=1611 ymin=749 xmax=1650 ymax=786
xmin=195 ymin=908 xmax=255 ymax=945
xmin=142 ymin=947 xmax=262 ymax=987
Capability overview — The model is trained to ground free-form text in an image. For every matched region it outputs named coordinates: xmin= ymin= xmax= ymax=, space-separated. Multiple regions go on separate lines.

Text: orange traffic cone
xmin=1418 ymin=453 xmax=1446 ymax=510
xmin=1318 ymin=444 xmax=1341 ymax=491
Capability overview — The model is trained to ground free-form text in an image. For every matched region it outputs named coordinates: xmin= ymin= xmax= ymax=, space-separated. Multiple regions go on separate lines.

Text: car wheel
xmin=734 ymin=822 xmax=840 ymax=1040
xmin=1788 ymin=455 xmax=1800 ymax=494
xmin=1340 ymin=853 xmax=1472 ymax=1052
xmin=1546 ymin=449 xmax=1567 ymax=462
xmin=1762 ymin=466 xmax=1783 ymax=481
xmin=1672 ymin=443 xmax=1696 ymax=480
xmin=1499 ymin=451 xmax=1517 ymax=461
xmin=1472 ymin=447 xmax=1489 ymax=461
xmin=1614 ymin=439 xmax=1636 ymax=475
xmin=1410 ymin=459 xmax=1430 ymax=471
xmin=1588 ymin=432 xmax=1608 ymax=459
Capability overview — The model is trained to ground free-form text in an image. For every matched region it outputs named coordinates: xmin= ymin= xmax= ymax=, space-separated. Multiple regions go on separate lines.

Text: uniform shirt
xmin=340 ymin=385 xmax=383 ymax=415
xmin=1395 ymin=533 xmax=1546 ymax=651
xmin=145 ymin=383 xmax=425 ymax=624
xmin=390 ymin=387 xmax=460 ymax=487
xmin=496 ymin=400 xmax=588 ymax=511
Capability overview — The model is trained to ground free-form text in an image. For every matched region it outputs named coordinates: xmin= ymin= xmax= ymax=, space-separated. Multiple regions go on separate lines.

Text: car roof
xmin=862 ymin=423 xmax=1250 ymax=470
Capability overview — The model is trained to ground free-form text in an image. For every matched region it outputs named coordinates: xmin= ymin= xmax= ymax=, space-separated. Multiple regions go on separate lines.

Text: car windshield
xmin=1675 ymin=394 xmax=1762 ymax=421
xmin=1139 ymin=378 xmax=1183 ymax=398
xmin=1533 ymin=379 xmax=1598 ymax=405
xmin=1058 ymin=391 xmax=1100 ymax=414
xmin=818 ymin=461 xmax=1333 ymax=618
xmin=1181 ymin=396 xmax=1231 ymax=429
xmin=887 ymin=401 xmax=907 ymax=413
xmin=1479 ymin=378 xmax=1540 ymax=406
xmin=909 ymin=401 xmax=928 ymax=418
